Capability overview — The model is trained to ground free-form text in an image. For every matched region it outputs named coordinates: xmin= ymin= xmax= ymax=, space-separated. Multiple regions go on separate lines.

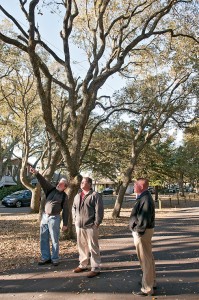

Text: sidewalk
xmin=0 ymin=207 xmax=199 ymax=300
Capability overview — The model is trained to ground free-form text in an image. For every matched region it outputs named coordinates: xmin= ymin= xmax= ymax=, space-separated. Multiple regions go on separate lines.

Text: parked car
xmin=168 ymin=187 xmax=179 ymax=193
xmin=102 ymin=188 xmax=114 ymax=195
xmin=148 ymin=186 xmax=155 ymax=194
xmin=2 ymin=190 xmax=32 ymax=208
xmin=186 ymin=187 xmax=194 ymax=192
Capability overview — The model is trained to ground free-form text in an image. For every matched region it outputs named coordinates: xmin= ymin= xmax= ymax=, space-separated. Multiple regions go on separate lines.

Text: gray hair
xmin=59 ymin=178 xmax=68 ymax=187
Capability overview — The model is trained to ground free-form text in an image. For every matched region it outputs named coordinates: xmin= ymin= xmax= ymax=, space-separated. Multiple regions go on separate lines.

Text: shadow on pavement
xmin=0 ymin=208 xmax=199 ymax=299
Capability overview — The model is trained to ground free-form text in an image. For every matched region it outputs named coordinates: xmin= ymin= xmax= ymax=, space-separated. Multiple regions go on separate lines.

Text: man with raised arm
xmin=30 ymin=167 xmax=68 ymax=266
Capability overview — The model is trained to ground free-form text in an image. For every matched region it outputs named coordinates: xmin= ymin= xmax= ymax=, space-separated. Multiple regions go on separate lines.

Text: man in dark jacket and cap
xmin=30 ymin=167 xmax=68 ymax=266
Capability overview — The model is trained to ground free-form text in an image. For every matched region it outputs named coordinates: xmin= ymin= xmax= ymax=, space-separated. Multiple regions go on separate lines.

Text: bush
xmin=0 ymin=185 xmax=24 ymax=200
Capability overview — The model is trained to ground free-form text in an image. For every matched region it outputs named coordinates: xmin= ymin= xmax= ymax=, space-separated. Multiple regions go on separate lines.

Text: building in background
xmin=0 ymin=175 xmax=17 ymax=188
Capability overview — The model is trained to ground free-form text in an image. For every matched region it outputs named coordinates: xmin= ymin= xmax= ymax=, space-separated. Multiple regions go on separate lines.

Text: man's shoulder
xmin=140 ymin=190 xmax=150 ymax=198
xmin=46 ymin=187 xmax=56 ymax=197
xmin=92 ymin=192 xmax=103 ymax=205
xmin=92 ymin=191 xmax=101 ymax=197
xmin=74 ymin=192 xmax=81 ymax=200
xmin=62 ymin=191 xmax=68 ymax=199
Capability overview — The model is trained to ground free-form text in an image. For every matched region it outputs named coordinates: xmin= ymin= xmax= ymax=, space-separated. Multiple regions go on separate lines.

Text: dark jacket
xmin=129 ymin=190 xmax=155 ymax=235
xmin=36 ymin=173 xmax=69 ymax=226
xmin=72 ymin=189 xmax=104 ymax=229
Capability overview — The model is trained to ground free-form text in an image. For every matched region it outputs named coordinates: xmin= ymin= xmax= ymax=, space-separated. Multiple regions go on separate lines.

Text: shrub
xmin=0 ymin=185 xmax=24 ymax=200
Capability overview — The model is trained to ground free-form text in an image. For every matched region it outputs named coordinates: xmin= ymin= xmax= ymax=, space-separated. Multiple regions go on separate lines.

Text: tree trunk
xmin=112 ymin=182 xmax=129 ymax=218
xmin=38 ymin=190 xmax=46 ymax=221
xmin=195 ymin=180 xmax=199 ymax=194
xmin=112 ymin=155 xmax=137 ymax=218
xmin=115 ymin=181 xmax=122 ymax=195
xmin=30 ymin=183 xmax=41 ymax=213
xmin=179 ymin=173 xmax=184 ymax=196
xmin=0 ymin=140 xmax=3 ymax=179
xmin=62 ymin=175 xmax=82 ymax=239
xmin=155 ymin=186 xmax=159 ymax=202
xmin=61 ymin=187 xmax=78 ymax=239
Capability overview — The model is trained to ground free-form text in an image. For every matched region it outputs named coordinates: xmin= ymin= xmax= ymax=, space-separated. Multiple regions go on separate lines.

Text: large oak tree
xmin=0 ymin=0 xmax=198 ymax=234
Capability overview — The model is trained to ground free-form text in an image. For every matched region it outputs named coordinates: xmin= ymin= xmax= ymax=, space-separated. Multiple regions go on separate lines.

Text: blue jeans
xmin=40 ymin=213 xmax=61 ymax=263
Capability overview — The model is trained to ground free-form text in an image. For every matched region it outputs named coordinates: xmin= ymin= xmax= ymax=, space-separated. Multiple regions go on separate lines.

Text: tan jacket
xmin=72 ymin=190 xmax=104 ymax=228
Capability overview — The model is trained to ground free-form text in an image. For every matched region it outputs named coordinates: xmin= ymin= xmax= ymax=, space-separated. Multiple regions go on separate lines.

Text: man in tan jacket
xmin=72 ymin=177 xmax=104 ymax=278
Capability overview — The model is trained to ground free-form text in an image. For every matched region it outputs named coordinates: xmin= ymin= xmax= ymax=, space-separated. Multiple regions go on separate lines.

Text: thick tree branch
xmin=28 ymin=0 xmax=39 ymax=48
xmin=61 ymin=0 xmax=78 ymax=89
xmin=0 ymin=33 xmax=28 ymax=52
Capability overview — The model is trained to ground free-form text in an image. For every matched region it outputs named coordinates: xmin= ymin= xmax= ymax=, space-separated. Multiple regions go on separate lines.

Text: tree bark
xmin=179 ymin=173 xmax=184 ymax=196
xmin=62 ymin=175 xmax=82 ymax=239
xmin=112 ymin=182 xmax=129 ymax=218
xmin=30 ymin=183 xmax=41 ymax=213
xmin=155 ymin=186 xmax=159 ymax=202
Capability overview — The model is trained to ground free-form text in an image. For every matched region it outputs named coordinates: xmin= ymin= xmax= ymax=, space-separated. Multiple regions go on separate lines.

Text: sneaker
xmin=73 ymin=267 xmax=88 ymax=273
xmin=52 ymin=261 xmax=59 ymax=266
xmin=38 ymin=259 xmax=51 ymax=265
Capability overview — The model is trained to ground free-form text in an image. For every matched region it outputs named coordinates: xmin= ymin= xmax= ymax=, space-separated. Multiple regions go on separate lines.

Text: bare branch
xmin=61 ymin=0 xmax=79 ymax=89
xmin=153 ymin=29 xmax=199 ymax=44
xmin=80 ymin=107 xmax=141 ymax=163
xmin=0 ymin=5 xmax=29 ymax=39
xmin=0 ymin=32 xmax=28 ymax=52
xmin=28 ymin=0 xmax=39 ymax=48
xmin=36 ymin=40 xmax=65 ymax=65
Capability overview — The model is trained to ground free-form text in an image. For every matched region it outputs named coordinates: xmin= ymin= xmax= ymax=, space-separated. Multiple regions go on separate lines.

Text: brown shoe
xmin=87 ymin=271 xmax=100 ymax=278
xmin=138 ymin=281 xmax=157 ymax=290
xmin=73 ymin=267 xmax=88 ymax=273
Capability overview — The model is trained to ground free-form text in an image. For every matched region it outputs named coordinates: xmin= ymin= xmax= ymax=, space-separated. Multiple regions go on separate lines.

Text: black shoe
xmin=135 ymin=291 xmax=154 ymax=296
xmin=52 ymin=262 xmax=59 ymax=266
xmin=38 ymin=259 xmax=51 ymax=266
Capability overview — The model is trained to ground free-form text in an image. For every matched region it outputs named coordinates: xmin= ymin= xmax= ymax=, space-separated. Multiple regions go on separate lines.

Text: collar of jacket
xmin=79 ymin=188 xmax=93 ymax=195
xmin=79 ymin=189 xmax=93 ymax=209
xmin=137 ymin=189 xmax=150 ymax=199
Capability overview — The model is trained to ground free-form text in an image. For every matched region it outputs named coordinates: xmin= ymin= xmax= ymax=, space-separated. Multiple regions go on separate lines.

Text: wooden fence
xmin=156 ymin=193 xmax=199 ymax=209
xmin=102 ymin=193 xmax=199 ymax=209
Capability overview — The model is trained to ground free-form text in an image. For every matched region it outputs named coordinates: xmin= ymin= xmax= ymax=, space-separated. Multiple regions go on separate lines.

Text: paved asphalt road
xmin=0 ymin=204 xmax=31 ymax=215
xmin=0 ymin=206 xmax=199 ymax=299
xmin=0 ymin=195 xmax=135 ymax=215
